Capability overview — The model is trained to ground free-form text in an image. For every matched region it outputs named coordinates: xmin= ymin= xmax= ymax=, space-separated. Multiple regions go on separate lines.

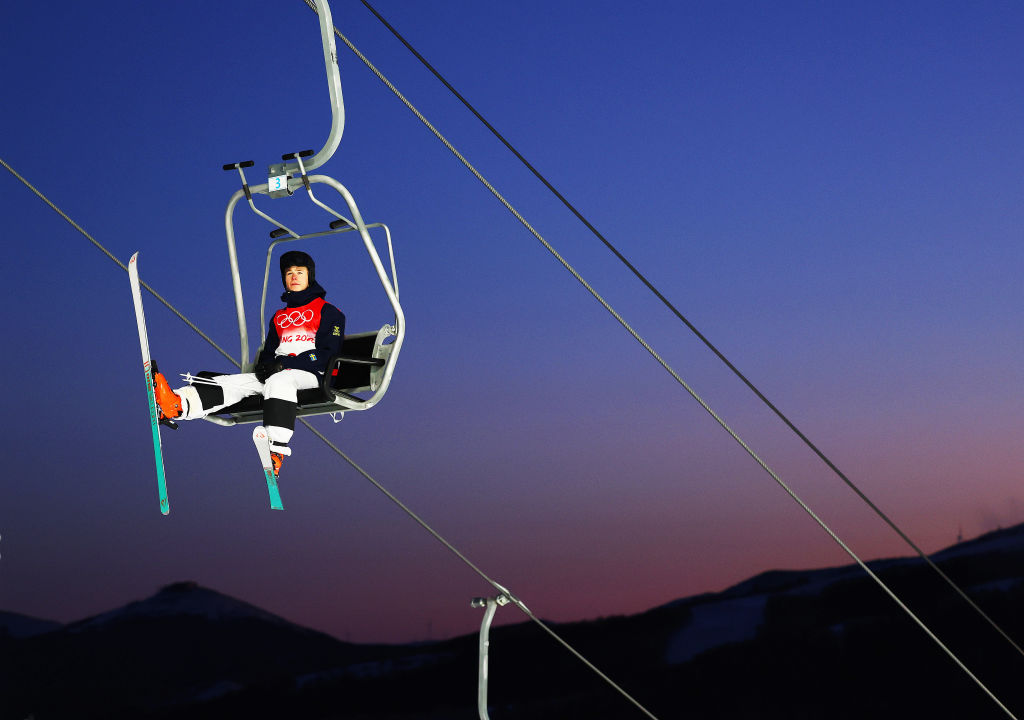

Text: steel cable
xmin=352 ymin=0 xmax=1024 ymax=668
xmin=2 ymin=154 xmax=662 ymax=720
xmin=301 ymin=6 xmax=1019 ymax=716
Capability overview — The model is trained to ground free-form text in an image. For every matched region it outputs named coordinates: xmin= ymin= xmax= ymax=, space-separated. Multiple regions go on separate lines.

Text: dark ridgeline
xmin=4 ymin=526 xmax=1024 ymax=719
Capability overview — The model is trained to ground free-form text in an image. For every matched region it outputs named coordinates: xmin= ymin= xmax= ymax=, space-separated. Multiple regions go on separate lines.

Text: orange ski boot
xmin=153 ymin=371 xmax=183 ymax=420
xmin=270 ymin=452 xmax=284 ymax=478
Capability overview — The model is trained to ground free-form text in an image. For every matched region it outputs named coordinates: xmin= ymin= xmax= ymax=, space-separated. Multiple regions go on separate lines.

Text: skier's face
xmin=284 ymin=266 xmax=309 ymax=292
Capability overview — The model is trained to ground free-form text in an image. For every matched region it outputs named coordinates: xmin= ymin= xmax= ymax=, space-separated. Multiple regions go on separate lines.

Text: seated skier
xmin=152 ymin=250 xmax=345 ymax=477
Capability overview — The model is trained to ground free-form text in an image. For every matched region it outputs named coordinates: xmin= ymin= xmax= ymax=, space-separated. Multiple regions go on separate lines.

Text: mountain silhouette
xmin=4 ymin=526 xmax=1024 ymax=719
xmin=0 ymin=581 xmax=405 ymax=719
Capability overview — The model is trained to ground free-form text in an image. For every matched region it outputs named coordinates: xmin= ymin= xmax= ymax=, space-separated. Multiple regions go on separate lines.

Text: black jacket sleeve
xmin=256 ymin=318 xmax=280 ymax=366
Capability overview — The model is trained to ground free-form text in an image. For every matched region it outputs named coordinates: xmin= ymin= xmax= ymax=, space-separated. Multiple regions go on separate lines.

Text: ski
xmin=128 ymin=252 xmax=170 ymax=515
xmin=252 ymin=426 xmax=284 ymax=510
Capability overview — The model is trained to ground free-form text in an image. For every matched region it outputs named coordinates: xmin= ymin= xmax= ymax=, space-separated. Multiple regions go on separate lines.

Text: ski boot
xmin=151 ymin=362 xmax=182 ymax=429
xmin=270 ymin=452 xmax=284 ymax=478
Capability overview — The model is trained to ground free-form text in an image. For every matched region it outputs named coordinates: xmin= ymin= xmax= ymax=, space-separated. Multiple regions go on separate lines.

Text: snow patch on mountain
xmin=189 ymin=680 xmax=245 ymax=703
xmin=295 ymin=651 xmax=452 ymax=688
xmin=662 ymin=523 xmax=1024 ymax=664
xmin=664 ymin=594 xmax=768 ymax=663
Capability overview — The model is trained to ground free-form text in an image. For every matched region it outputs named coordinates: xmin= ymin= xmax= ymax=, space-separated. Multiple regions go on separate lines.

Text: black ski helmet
xmin=280 ymin=250 xmax=315 ymax=288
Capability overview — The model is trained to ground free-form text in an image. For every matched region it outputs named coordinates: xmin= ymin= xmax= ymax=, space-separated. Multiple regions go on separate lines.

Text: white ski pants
xmin=175 ymin=369 xmax=319 ymax=454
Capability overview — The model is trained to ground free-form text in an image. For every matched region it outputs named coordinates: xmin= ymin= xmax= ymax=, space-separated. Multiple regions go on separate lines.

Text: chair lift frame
xmin=203 ymin=0 xmax=405 ymax=426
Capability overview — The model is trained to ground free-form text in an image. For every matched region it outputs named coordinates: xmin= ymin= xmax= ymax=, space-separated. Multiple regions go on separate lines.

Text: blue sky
xmin=2 ymin=0 xmax=1023 ymax=644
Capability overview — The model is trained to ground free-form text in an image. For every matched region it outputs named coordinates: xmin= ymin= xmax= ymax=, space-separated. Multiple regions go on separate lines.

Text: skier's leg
xmin=172 ymin=373 xmax=264 ymax=420
xmin=262 ymin=370 xmax=319 ymax=455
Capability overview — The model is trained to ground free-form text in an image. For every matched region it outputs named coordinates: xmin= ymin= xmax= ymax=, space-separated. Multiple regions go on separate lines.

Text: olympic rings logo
xmin=276 ymin=309 xmax=314 ymax=328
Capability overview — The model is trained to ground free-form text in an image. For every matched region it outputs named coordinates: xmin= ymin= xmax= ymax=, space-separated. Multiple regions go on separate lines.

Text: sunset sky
xmin=2 ymin=0 xmax=1022 ymax=645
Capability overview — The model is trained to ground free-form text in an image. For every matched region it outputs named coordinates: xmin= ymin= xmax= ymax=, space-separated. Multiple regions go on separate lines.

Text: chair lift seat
xmin=210 ymin=329 xmax=390 ymax=425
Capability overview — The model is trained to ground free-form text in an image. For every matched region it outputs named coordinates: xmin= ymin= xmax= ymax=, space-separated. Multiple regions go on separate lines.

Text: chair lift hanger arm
xmin=273 ymin=0 xmax=344 ymax=179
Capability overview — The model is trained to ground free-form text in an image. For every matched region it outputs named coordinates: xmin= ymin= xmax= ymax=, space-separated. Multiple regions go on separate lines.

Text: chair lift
xmin=203 ymin=0 xmax=404 ymax=427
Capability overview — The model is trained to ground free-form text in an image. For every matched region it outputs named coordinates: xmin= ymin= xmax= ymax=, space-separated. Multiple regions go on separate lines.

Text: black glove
xmin=254 ymin=359 xmax=283 ymax=383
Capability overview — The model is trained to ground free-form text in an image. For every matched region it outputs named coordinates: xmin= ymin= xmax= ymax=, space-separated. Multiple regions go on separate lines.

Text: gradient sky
xmin=2 ymin=0 xmax=1023 ymax=646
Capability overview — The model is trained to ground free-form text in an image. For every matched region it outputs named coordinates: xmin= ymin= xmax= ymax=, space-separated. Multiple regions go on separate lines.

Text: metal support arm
xmin=270 ymin=0 xmax=344 ymax=179
xmin=472 ymin=594 xmax=510 ymax=720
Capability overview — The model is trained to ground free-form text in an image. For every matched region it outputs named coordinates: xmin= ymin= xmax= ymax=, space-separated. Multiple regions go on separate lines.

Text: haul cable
xmin=354 ymin=0 xmax=1024 ymax=667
